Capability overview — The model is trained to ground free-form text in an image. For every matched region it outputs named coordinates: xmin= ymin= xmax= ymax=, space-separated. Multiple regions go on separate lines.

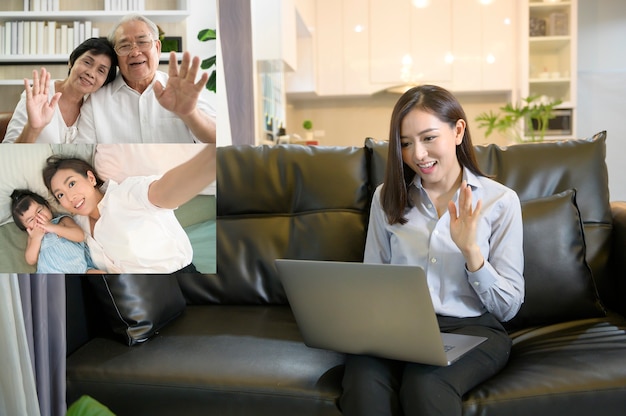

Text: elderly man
xmin=76 ymin=14 xmax=216 ymax=143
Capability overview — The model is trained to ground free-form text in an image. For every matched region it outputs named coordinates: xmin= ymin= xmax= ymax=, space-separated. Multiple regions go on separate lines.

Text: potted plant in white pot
xmin=475 ymin=95 xmax=562 ymax=143
xmin=302 ymin=119 xmax=314 ymax=142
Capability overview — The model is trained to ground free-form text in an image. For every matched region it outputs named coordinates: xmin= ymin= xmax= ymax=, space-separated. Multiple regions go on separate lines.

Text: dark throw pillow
xmin=505 ymin=189 xmax=606 ymax=330
xmin=88 ymin=275 xmax=187 ymax=346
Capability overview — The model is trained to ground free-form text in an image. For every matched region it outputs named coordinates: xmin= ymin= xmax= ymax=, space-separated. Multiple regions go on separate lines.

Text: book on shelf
xmin=17 ymin=21 xmax=24 ymax=55
xmin=46 ymin=20 xmax=55 ymax=55
xmin=60 ymin=24 xmax=67 ymax=55
xmin=36 ymin=21 xmax=44 ymax=54
xmin=55 ymin=27 xmax=61 ymax=56
xmin=105 ymin=0 xmax=145 ymax=11
xmin=4 ymin=23 xmax=11 ymax=56
xmin=0 ymin=20 xmax=97 ymax=57
xmin=25 ymin=0 xmax=60 ymax=12
xmin=24 ymin=21 xmax=30 ymax=55
xmin=30 ymin=20 xmax=37 ymax=54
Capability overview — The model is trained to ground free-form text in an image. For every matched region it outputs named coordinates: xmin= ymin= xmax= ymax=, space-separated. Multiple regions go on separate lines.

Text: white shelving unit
xmin=0 ymin=0 xmax=190 ymax=108
xmin=521 ymin=0 xmax=577 ymax=139
xmin=0 ymin=10 xmax=188 ymax=22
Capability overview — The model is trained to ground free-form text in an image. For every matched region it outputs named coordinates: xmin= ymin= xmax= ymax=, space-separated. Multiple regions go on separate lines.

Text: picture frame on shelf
xmin=160 ymin=36 xmax=182 ymax=53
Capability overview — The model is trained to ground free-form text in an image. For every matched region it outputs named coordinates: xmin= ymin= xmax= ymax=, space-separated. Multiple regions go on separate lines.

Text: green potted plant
xmin=302 ymin=119 xmax=314 ymax=141
xmin=198 ymin=28 xmax=217 ymax=93
xmin=475 ymin=95 xmax=562 ymax=143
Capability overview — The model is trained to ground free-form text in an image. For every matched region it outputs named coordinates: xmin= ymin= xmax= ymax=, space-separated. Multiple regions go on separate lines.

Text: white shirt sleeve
xmin=3 ymin=91 xmax=29 ymax=143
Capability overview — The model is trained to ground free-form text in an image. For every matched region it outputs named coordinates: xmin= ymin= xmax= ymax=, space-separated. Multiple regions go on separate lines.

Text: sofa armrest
xmin=0 ymin=112 xmax=12 ymax=142
xmin=610 ymin=201 xmax=626 ymax=317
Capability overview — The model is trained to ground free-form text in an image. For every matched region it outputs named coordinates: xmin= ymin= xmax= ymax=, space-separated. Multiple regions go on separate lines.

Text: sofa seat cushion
xmin=66 ymin=305 xmax=344 ymax=416
xmin=463 ymin=315 xmax=626 ymax=416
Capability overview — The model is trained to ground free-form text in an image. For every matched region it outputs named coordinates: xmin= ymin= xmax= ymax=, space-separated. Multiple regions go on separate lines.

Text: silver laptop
xmin=275 ymin=259 xmax=487 ymax=366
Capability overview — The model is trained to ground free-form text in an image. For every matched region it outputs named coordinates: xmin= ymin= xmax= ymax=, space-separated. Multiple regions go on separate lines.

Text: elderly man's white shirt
xmin=74 ymin=71 xmax=215 ymax=143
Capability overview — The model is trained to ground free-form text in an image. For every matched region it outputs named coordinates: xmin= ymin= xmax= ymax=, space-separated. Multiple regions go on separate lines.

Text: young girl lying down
xmin=11 ymin=189 xmax=104 ymax=274
xmin=42 ymin=144 xmax=216 ymax=274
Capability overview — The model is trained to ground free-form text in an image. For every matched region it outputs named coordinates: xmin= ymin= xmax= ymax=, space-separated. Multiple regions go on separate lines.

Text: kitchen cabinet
xmin=251 ymin=0 xmax=297 ymax=71
xmin=451 ymin=0 xmax=516 ymax=92
xmin=369 ymin=0 xmax=452 ymax=88
xmin=287 ymin=0 xmax=524 ymax=98
xmin=341 ymin=0 xmax=371 ymax=95
xmin=285 ymin=31 xmax=315 ymax=94
xmin=314 ymin=0 xmax=342 ymax=95
xmin=288 ymin=0 xmax=374 ymax=96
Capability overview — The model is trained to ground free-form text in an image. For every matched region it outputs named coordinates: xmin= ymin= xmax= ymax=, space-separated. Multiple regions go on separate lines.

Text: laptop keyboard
xmin=444 ymin=345 xmax=455 ymax=352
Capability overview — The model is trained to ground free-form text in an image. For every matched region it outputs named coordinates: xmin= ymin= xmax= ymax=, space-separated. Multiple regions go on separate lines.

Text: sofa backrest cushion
xmin=505 ymin=189 xmax=605 ymax=330
xmin=365 ymin=132 xmax=614 ymax=309
xmin=178 ymin=145 xmax=370 ymax=305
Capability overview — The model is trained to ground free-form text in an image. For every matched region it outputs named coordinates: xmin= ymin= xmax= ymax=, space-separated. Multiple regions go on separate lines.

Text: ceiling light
xmin=412 ymin=0 xmax=430 ymax=9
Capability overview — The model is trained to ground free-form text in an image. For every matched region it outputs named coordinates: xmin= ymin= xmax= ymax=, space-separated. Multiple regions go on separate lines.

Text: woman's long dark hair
xmin=381 ymin=85 xmax=486 ymax=225
xmin=42 ymin=155 xmax=104 ymax=200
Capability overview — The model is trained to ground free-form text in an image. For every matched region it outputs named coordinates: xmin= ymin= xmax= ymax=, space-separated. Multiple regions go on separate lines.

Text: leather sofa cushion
xmin=66 ymin=306 xmax=345 ymax=416
xmin=505 ymin=189 xmax=605 ymax=330
xmin=464 ymin=316 xmax=626 ymax=415
xmin=87 ymin=275 xmax=186 ymax=346
xmin=178 ymin=145 xmax=370 ymax=305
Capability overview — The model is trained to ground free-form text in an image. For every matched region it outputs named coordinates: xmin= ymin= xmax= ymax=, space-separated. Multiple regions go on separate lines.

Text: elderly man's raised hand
xmin=153 ymin=51 xmax=209 ymax=117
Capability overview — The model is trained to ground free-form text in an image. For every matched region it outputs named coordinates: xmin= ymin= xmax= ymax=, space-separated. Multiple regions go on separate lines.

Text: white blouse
xmin=74 ymin=175 xmax=193 ymax=273
xmin=4 ymin=80 xmax=80 ymax=143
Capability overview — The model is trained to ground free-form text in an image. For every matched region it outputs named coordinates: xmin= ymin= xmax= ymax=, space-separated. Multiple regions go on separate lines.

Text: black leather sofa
xmin=66 ymin=132 xmax=626 ymax=415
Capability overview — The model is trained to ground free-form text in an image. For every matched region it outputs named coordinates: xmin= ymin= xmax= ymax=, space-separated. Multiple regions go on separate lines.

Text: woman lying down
xmin=42 ymin=144 xmax=216 ymax=275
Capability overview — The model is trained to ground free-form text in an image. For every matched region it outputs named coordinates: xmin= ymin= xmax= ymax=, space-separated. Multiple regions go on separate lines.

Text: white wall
xmin=286 ymin=92 xmax=512 ymax=148
xmin=186 ymin=0 xmax=217 ymax=58
xmin=186 ymin=0 xmax=221 ymax=143
xmin=578 ymin=0 xmax=626 ymax=201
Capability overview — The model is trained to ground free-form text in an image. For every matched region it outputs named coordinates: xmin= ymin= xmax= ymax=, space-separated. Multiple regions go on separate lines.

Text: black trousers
xmin=340 ymin=313 xmax=511 ymax=416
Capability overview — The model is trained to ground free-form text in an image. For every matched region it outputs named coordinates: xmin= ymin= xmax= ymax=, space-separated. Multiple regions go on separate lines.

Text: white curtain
xmin=0 ymin=274 xmax=41 ymax=416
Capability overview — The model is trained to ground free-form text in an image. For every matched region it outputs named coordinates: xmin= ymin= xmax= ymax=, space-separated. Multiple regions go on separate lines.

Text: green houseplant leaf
xmin=197 ymin=29 xmax=217 ymax=93
xmin=475 ymin=95 xmax=562 ymax=143
xmin=67 ymin=395 xmax=116 ymax=416
xmin=201 ymin=56 xmax=216 ymax=70
xmin=198 ymin=29 xmax=216 ymax=42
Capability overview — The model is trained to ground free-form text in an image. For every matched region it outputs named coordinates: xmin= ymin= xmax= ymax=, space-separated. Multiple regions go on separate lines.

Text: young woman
xmin=11 ymin=189 xmax=102 ymax=274
xmin=42 ymin=144 xmax=216 ymax=274
xmin=3 ymin=37 xmax=117 ymax=143
xmin=340 ymin=85 xmax=524 ymax=416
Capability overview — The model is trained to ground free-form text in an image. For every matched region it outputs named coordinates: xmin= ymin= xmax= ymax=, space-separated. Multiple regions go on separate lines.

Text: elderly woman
xmin=3 ymin=37 xmax=117 ymax=143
